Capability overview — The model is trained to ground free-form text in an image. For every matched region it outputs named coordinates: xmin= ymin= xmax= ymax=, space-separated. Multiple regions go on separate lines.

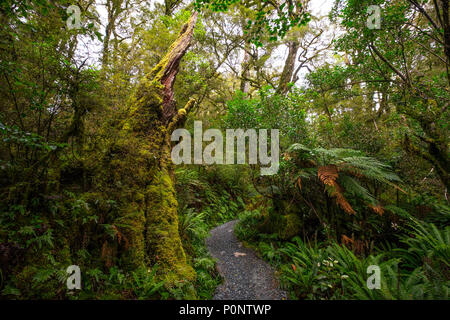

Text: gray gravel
xmin=206 ymin=220 xmax=287 ymax=300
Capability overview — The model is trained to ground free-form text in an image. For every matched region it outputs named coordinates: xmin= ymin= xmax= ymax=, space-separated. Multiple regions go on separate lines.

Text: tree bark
xmin=277 ymin=40 xmax=299 ymax=95
xmin=240 ymin=46 xmax=251 ymax=93
xmin=102 ymin=0 xmax=125 ymax=67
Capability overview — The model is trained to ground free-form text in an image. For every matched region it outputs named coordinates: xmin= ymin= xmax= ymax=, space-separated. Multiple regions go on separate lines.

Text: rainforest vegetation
xmin=0 ymin=0 xmax=449 ymax=300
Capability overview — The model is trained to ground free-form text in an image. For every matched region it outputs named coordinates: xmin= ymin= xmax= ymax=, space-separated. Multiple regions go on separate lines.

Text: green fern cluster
xmin=251 ymin=219 xmax=449 ymax=300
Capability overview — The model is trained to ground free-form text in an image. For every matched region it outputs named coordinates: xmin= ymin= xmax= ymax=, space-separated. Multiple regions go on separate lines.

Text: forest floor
xmin=206 ymin=220 xmax=287 ymax=300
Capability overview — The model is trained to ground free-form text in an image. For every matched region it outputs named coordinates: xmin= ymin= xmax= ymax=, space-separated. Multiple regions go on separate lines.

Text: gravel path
xmin=206 ymin=220 xmax=287 ymax=300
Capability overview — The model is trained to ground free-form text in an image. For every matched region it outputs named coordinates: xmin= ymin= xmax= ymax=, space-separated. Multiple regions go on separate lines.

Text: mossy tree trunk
xmin=110 ymin=12 xmax=198 ymax=282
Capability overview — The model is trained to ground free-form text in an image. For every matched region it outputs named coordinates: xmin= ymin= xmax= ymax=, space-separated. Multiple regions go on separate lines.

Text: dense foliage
xmin=0 ymin=0 xmax=448 ymax=300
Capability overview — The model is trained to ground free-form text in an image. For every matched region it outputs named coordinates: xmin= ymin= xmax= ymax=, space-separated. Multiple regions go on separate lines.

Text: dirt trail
xmin=206 ymin=220 xmax=287 ymax=300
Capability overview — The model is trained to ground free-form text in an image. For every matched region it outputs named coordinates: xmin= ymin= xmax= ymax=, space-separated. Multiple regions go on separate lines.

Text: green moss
xmin=259 ymin=204 xmax=302 ymax=240
xmin=279 ymin=214 xmax=302 ymax=239
xmin=90 ymin=56 xmax=196 ymax=285
xmin=120 ymin=202 xmax=146 ymax=270
xmin=146 ymin=170 xmax=196 ymax=284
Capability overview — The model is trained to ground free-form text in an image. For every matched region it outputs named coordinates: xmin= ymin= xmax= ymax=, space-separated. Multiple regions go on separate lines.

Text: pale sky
xmin=310 ymin=0 xmax=334 ymax=16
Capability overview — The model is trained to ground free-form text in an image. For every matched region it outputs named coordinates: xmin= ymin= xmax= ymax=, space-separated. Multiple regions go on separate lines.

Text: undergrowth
xmin=235 ymin=209 xmax=450 ymax=300
xmin=175 ymin=166 xmax=249 ymax=299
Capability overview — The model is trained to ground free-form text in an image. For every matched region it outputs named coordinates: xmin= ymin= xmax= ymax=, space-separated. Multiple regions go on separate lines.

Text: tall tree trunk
xmin=102 ymin=0 xmax=124 ymax=67
xmin=277 ymin=40 xmax=299 ymax=95
xmin=102 ymin=23 xmax=112 ymax=66
xmin=108 ymin=12 xmax=198 ymax=283
xmin=240 ymin=44 xmax=251 ymax=93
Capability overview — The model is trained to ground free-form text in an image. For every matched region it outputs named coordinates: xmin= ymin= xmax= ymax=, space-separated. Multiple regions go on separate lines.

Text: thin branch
xmin=369 ymin=44 xmax=409 ymax=84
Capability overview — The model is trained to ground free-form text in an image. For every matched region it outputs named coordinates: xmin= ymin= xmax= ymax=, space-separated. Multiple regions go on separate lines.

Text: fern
xmin=396 ymin=219 xmax=450 ymax=271
xmin=288 ymin=143 xmax=401 ymax=215
xmin=275 ymin=233 xmax=450 ymax=300
xmin=178 ymin=207 xmax=207 ymax=240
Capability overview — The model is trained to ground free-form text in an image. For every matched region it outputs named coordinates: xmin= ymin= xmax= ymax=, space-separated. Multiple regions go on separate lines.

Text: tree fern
xmin=287 ymin=143 xmax=401 ymax=215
